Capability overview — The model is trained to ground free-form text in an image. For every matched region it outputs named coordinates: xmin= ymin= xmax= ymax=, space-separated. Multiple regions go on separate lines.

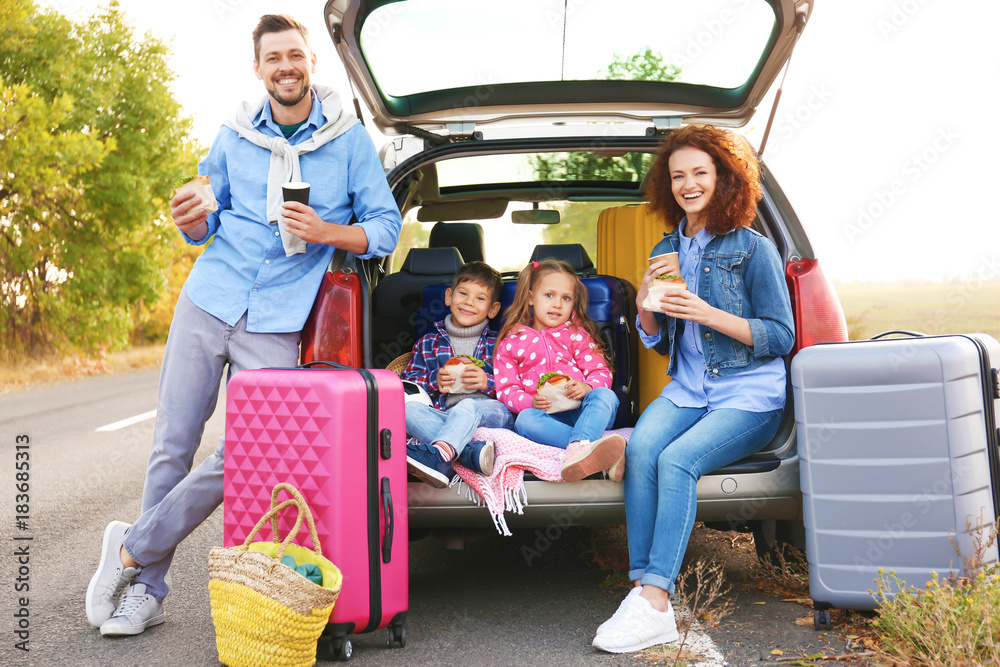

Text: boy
xmin=404 ymin=261 xmax=512 ymax=487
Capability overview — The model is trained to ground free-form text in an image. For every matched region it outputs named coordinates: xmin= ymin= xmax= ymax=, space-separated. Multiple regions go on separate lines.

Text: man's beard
xmin=269 ymin=77 xmax=310 ymax=107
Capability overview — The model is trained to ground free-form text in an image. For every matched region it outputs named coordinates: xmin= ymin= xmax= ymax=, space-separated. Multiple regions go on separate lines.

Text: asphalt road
xmin=0 ymin=371 xmax=861 ymax=667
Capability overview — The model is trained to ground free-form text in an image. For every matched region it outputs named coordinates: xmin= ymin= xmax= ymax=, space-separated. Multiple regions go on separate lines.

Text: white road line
xmin=95 ymin=410 xmax=157 ymax=432
xmin=674 ymin=605 xmax=728 ymax=667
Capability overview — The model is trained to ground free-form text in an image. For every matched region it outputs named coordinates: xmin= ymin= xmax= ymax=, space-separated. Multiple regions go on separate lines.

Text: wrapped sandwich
xmin=641 ymin=273 xmax=688 ymax=312
xmin=173 ymin=175 xmax=218 ymax=214
xmin=441 ymin=355 xmax=484 ymax=393
xmin=536 ymin=372 xmax=581 ymax=414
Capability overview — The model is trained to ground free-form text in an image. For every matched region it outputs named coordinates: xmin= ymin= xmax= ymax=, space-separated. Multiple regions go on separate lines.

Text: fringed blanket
xmin=451 ymin=427 xmax=633 ymax=536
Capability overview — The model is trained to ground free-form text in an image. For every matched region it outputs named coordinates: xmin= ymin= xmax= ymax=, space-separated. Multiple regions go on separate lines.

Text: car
xmin=303 ymin=0 xmax=847 ymax=555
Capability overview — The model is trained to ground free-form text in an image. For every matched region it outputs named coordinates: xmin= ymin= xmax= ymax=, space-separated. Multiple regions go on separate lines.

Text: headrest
xmin=400 ymin=247 xmax=464 ymax=276
xmin=429 ymin=222 xmax=485 ymax=264
xmin=529 ymin=244 xmax=595 ymax=273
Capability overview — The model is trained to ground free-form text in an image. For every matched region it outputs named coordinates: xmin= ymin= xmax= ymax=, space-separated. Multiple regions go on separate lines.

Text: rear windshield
xmin=360 ymin=0 xmax=776 ymax=96
xmin=392 ymin=200 xmax=637 ymax=275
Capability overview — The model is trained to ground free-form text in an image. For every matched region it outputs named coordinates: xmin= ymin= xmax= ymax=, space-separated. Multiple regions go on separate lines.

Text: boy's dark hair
xmin=451 ymin=261 xmax=503 ymax=304
xmin=253 ymin=15 xmax=310 ymax=62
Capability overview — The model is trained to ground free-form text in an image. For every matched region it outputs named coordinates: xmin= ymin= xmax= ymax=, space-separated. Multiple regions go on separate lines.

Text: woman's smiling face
xmin=668 ymin=146 xmax=717 ymax=226
xmin=528 ymin=271 xmax=577 ymax=330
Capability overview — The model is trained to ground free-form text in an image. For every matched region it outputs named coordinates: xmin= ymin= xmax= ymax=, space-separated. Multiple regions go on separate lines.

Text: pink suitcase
xmin=224 ymin=362 xmax=408 ymax=660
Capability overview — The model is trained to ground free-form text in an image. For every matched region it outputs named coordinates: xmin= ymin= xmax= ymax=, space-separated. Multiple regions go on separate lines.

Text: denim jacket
xmin=648 ymin=226 xmax=794 ymax=377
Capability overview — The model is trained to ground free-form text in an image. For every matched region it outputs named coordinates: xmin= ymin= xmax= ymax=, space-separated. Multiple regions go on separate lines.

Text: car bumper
xmin=407 ymin=456 xmax=802 ymax=530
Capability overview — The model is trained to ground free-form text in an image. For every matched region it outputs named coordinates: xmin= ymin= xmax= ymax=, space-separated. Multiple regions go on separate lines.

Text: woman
xmin=592 ymin=125 xmax=794 ymax=653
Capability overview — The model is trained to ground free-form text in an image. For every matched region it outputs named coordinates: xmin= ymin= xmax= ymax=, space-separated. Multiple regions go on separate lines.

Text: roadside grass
xmin=869 ymin=515 xmax=1000 ymax=667
xmin=754 ymin=543 xmax=810 ymax=600
xmin=0 ymin=344 xmax=165 ymax=394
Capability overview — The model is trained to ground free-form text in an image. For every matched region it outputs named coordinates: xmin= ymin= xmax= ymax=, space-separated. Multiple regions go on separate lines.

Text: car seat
xmin=429 ymin=222 xmax=485 ymax=264
xmin=370 ymin=247 xmax=463 ymax=368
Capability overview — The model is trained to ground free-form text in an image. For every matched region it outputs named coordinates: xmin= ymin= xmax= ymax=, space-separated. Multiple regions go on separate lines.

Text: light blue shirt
xmin=638 ymin=218 xmax=786 ymax=412
xmin=183 ymin=94 xmax=401 ymax=333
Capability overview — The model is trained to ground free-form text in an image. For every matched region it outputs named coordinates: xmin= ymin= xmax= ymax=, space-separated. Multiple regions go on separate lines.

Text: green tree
xmin=535 ymin=48 xmax=678 ymax=249
xmin=603 ymin=46 xmax=681 ymax=84
xmin=0 ymin=0 xmax=198 ymax=358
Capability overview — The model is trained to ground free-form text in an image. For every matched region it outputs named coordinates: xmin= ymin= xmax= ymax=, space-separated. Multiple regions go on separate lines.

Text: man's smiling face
xmin=254 ymin=29 xmax=316 ymax=109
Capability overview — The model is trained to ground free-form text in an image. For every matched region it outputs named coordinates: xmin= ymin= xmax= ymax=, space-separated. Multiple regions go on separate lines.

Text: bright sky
xmin=47 ymin=0 xmax=1000 ymax=283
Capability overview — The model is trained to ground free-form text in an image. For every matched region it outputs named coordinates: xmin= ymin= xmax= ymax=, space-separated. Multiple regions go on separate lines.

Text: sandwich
xmin=173 ymin=175 xmax=218 ymax=214
xmin=535 ymin=372 xmax=580 ymax=414
xmin=445 ymin=355 xmax=485 ymax=370
xmin=642 ymin=273 xmax=688 ymax=311
xmin=442 ymin=355 xmax=484 ymax=393
xmin=536 ymin=372 xmax=570 ymax=390
xmin=653 ymin=273 xmax=688 ymax=291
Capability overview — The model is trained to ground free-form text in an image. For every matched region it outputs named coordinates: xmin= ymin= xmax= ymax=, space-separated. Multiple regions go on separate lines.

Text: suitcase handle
xmin=298 ymin=360 xmax=352 ymax=370
xmin=380 ymin=476 xmax=394 ymax=563
xmin=870 ymin=330 xmax=927 ymax=340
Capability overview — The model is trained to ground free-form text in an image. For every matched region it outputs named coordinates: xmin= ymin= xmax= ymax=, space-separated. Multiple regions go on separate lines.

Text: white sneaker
xmin=100 ymin=584 xmax=165 ymax=636
xmin=595 ymin=586 xmax=642 ymax=636
xmin=86 ymin=521 xmax=140 ymax=627
xmin=592 ymin=594 xmax=680 ymax=653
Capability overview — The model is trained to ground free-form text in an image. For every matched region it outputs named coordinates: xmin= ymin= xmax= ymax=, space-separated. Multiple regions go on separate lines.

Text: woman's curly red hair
xmin=646 ymin=124 xmax=762 ymax=235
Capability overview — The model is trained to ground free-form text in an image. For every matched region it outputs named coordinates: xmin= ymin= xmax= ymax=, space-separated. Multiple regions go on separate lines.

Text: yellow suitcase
xmin=596 ymin=203 xmax=677 ymax=413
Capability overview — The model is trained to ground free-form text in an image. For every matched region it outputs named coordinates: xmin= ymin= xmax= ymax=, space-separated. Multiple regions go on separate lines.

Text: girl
xmin=591 ymin=125 xmax=793 ymax=653
xmin=493 ymin=260 xmax=625 ymax=482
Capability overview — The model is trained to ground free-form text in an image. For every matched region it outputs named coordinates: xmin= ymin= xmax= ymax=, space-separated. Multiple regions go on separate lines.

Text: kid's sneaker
xmin=406 ymin=444 xmax=454 ymax=488
xmin=607 ymin=449 xmax=626 ymax=483
xmin=561 ymin=434 xmax=626 ymax=482
xmin=457 ymin=440 xmax=495 ymax=476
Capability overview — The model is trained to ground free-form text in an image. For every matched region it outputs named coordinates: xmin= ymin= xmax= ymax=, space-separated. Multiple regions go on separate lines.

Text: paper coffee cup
xmin=282 ymin=181 xmax=310 ymax=206
xmin=649 ymin=251 xmax=679 ymax=274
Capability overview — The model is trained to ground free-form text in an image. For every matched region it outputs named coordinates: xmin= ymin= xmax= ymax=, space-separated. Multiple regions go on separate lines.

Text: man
xmin=85 ymin=14 xmax=401 ymax=636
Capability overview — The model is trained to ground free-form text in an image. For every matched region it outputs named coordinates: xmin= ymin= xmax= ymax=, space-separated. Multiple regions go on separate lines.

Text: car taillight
xmin=300 ymin=270 xmax=362 ymax=367
xmin=785 ymin=258 xmax=848 ymax=355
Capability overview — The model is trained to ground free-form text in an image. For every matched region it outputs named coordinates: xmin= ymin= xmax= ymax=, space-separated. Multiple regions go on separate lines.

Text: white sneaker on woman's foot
xmin=592 ymin=595 xmax=679 ymax=653
xmin=595 ymin=586 xmax=642 ymax=636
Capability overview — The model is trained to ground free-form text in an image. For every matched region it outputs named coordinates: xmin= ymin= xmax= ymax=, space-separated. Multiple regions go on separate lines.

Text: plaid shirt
xmin=401 ymin=320 xmax=498 ymax=410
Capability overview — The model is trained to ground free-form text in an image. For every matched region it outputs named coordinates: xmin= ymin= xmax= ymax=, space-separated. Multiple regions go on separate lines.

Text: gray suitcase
xmin=791 ymin=332 xmax=1000 ymax=628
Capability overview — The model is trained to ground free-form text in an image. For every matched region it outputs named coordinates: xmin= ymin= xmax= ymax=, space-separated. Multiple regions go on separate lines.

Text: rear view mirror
xmin=512 ymin=209 xmax=560 ymax=224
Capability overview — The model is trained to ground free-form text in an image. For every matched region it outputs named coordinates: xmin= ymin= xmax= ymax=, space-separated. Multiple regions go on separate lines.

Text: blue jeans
xmin=513 ymin=387 xmax=619 ymax=449
xmin=405 ymin=397 xmax=513 ymax=456
xmin=123 ymin=287 xmax=300 ymax=601
xmin=624 ymin=397 xmax=782 ymax=593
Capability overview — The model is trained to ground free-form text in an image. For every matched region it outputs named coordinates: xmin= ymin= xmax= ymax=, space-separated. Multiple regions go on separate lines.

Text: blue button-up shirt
xmin=639 ymin=218 xmax=786 ymax=412
xmin=183 ymin=94 xmax=401 ymax=333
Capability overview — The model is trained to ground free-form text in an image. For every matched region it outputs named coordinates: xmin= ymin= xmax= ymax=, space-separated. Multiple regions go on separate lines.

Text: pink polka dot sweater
xmin=493 ymin=321 xmax=613 ymax=413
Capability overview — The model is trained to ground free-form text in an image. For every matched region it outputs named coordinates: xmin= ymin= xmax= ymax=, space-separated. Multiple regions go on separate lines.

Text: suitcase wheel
xmin=387 ymin=623 xmax=406 ymax=648
xmin=326 ymin=637 xmax=352 ymax=661
xmin=813 ymin=609 xmax=833 ymax=631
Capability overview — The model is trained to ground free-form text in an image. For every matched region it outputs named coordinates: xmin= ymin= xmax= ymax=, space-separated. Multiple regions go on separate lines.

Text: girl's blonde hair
xmin=497 ymin=260 xmax=609 ymax=361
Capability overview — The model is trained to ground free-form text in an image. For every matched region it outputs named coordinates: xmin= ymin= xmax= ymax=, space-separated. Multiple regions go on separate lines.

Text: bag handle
xmin=238 ymin=499 xmax=305 ymax=562
xmin=236 ymin=484 xmax=325 ymax=561
xmin=267 ymin=483 xmax=324 ymax=555
xmin=269 ymin=482 xmax=325 ymax=559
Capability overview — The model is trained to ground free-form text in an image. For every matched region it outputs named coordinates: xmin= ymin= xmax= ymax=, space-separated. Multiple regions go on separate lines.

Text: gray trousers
xmin=123 ymin=286 xmax=300 ymax=601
